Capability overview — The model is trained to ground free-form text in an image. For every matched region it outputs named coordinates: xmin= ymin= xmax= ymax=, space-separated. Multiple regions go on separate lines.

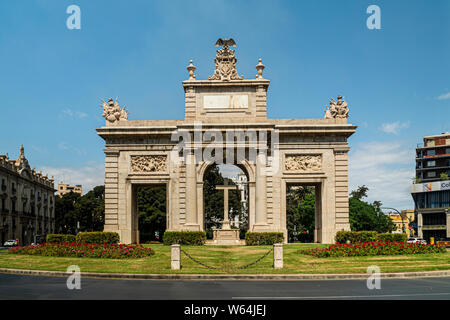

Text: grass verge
xmin=0 ymin=244 xmax=448 ymax=274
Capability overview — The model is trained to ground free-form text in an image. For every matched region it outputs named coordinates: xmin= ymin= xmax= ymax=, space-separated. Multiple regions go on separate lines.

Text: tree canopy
xmin=55 ymin=185 xmax=104 ymax=234
xmin=349 ymin=186 xmax=395 ymax=233
xmin=137 ymin=185 xmax=166 ymax=242
xmin=286 ymin=186 xmax=315 ymax=242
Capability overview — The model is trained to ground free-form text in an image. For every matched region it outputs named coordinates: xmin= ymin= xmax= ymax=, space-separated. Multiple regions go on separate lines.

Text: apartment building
xmin=411 ymin=132 xmax=450 ymax=241
xmin=0 ymin=145 xmax=55 ymax=245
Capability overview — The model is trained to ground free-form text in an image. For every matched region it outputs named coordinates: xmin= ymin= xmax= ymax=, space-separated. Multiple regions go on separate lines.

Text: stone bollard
xmin=273 ymin=243 xmax=283 ymax=269
xmin=171 ymin=244 xmax=181 ymax=270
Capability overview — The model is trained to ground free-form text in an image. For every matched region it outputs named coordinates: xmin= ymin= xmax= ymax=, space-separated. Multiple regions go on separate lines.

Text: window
xmin=427 ymin=149 xmax=436 ymax=156
xmin=423 ymin=213 xmax=446 ymax=225
xmin=428 ymin=171 xmax=436 ymax=178
xmin=413 ymin=191 xmax=450 ymax=209
xmin=427 ymin=160 xmax=436 ymax=167
xmin=446 ymin=148 xmax=450 ymax=155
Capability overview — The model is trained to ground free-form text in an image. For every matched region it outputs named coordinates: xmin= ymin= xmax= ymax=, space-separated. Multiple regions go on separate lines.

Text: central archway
xmin=197 ymin=159 xmax=256 ymax=236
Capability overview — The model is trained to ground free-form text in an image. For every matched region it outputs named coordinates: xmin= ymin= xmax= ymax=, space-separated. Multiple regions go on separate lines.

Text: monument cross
xmin=216 ymin=180 xmax=237 ymax=230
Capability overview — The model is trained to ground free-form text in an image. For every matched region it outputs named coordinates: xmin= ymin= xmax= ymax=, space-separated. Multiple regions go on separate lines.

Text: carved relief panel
xmin=130 ymin=155 xmax=167 ymax=173
xmin=284 ymin=155 xmax=322 ymax=172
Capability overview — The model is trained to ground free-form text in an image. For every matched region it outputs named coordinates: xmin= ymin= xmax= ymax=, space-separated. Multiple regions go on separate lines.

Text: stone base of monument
xmin=212 ymin=228 xmax=240 ymax=245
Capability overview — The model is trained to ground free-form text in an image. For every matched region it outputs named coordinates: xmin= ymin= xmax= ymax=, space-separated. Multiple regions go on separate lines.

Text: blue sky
xmin=0 ymin=0 xmax=449 ymax=210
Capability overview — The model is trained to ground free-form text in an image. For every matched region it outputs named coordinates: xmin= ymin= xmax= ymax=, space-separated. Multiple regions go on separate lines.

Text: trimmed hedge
xmin=335 ymin=231 xmax=409 ymax=244
xmin=46 ymin=234 xmax=76 ymax=243
xmin=335 ymin=231 xmax=377 ymax=244
xmin=245 ymin=232 xmax=284 ymax=246
xmin=163 ymin=231 xmax=206 ymax=245
xmin=75 ymin=232 xmax=120 ymax=244
xmin=376 ymin=233 xmax=408 ymax=242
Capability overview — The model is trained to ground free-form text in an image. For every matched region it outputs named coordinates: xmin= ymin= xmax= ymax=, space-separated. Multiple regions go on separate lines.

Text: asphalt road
xmin=0 ymin=273 xmax=449 ymax=300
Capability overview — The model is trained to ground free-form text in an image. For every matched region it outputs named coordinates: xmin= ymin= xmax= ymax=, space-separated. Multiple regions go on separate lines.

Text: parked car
xmin=3 ymin=239 xmax=18 ymax=247
xmin=407 ymin=237 xmax=427 ymax=245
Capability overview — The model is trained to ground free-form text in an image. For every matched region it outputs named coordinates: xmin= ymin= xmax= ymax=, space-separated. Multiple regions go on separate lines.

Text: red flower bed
xmin=8 ymin=242 xmax=155 ymax=259
xmin=299 ymin=241 xmax=445 ymax=258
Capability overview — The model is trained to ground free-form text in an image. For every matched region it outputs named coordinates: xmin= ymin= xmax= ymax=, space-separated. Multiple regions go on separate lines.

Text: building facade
xmin=0 ymin=145 xmax=55 ymax=245
xmin=411 ymin=132 xmax=450 ymax=241
xmin=97 ymin=40 xmax=356 ymax=244
xmin=387 ymin=210 xmax=415 ymax=237
xmin=57 ymin=183 xmax=82 ymax=197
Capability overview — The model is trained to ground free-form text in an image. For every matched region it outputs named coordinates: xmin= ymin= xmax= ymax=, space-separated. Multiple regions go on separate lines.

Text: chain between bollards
xmin=171 ymin=243 xmax=283 ymax=271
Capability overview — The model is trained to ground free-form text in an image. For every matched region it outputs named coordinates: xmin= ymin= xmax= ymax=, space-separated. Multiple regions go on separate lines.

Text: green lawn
xmin=0 ymin=244 xmax=449 ymax=274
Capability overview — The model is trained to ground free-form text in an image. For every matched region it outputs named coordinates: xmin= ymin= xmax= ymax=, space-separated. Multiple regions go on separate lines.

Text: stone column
xmin=171 ymin=244 xmax=181 ymax=270
xmin=104 ymin=150 xmax=120 ymax=235
xmin=185 ymin=151 xmax=198 ymax=230
xmin=417 ymin=213 xmax=423 ymax=238
xmin=254 ymin=150 xmax=267 ymax=228
xmin=273 ymin=243 xmax=283 ymax=269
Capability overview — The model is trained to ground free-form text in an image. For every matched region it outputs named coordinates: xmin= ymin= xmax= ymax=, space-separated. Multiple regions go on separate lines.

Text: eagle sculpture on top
xmin=214 ymin=38 xmax=237 ymax=48
xmin=209 ymin=38 xmax=243 ymax=81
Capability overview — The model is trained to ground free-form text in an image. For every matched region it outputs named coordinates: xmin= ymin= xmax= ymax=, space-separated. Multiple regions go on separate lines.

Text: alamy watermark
xmin=66 ymin=265 xmax=81 ymax=290
xmin=66 ymin=5 xmax=81 ymax=30
xmin=366 ymin=5 xmax=381 ymax=30
xmin=169 ymin=122 xmax=280 ymax=174
xmin=366 ymin=265 xmax=381 ymax=290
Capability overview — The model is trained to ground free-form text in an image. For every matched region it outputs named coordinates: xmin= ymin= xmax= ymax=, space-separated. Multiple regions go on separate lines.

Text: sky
xmin=0 ymin=0 xmax=449 ymax=210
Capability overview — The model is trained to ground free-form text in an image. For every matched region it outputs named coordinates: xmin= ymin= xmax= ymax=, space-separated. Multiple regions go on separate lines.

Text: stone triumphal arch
xmin=97 ymin=39 xmax=356 ymax=244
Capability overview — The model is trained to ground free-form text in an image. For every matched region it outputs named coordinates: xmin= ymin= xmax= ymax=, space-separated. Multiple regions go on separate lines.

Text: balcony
xmin=416 ymin=166 xmax=450 ymax=171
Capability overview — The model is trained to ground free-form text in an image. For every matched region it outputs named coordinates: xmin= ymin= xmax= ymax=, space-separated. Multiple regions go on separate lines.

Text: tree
xmin=349 ymin=186 xmax=395 ymax=233
xmin=73 ymin=185 xmax=105 ymax=232
xmin=286 ymin=186 xmax=315 ymax=242
xmin=350 ymin=185 xmax=369 ymax=200
xmin=54 ymin=186 xmax=104 ymax=234
xmin=137 ymin=185 xmax=166 ymax=243
xmin=55 ymin=192 xmax=81 ymax=234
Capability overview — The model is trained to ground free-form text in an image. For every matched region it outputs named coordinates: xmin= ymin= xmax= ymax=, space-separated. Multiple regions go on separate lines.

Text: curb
xmin=1 ymin=268 xmax=450 ymax=281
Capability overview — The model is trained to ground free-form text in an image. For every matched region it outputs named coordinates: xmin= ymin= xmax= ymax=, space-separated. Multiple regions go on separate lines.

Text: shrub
xmin=46 ymin=234 xmax=76 ymax=243
xmin=245 ymin=232 xmax=284 ymax=246
xmin=335 ymin=231 xmax=377 ymax=244
xmin=163 ymin=231 xmax=206 ymax=245
xmin=9 ymin=242 xmax=154 ymax=259
xmin=299 ymin=241 xmax=445 ymax=258
xmin=376 ymin=233 xmax=408 ymax=242
xmin=75 ymin=232 xmax=120 ymax=244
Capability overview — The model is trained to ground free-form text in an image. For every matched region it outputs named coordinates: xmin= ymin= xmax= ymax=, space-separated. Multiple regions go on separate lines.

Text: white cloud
xmin=59 ymin=108 xmax=88 ymax=119
xmin=39 ymin=163 xmax=104 ymax=195
xmin=437 ymin=92 xmax=450 ymax=100
xmin=349 ymin=141 xmax=415 ymax=210
xmin=379 ymin=121 xmax=410 ymax=135
xmin=218 ymin=164 xmax=243 ymax=179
